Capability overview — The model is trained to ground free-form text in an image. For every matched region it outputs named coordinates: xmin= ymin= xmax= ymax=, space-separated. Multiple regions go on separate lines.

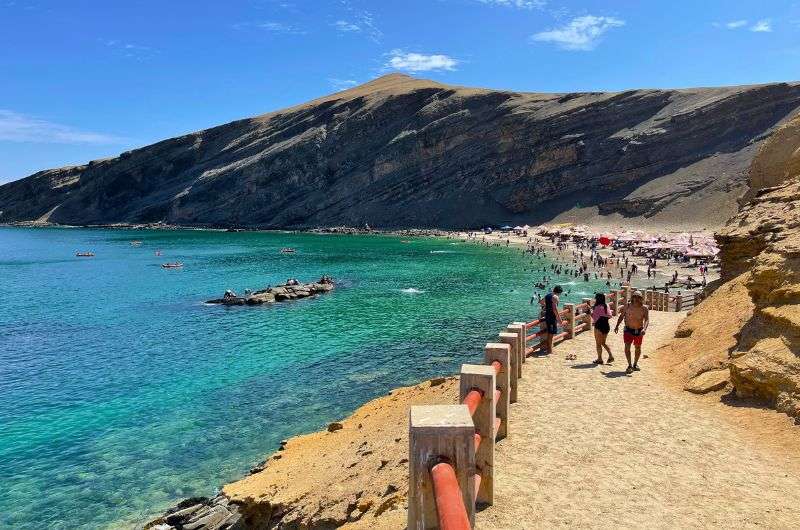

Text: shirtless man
xmin=614 ymin=290 xmax=649 ymax=374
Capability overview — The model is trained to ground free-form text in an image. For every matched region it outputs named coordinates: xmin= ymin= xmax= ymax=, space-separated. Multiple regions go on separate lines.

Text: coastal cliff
xmin=661 ymin=115 xmax=800 ymax=420
xmin=2 ymin=74 xmax=800 ymax=229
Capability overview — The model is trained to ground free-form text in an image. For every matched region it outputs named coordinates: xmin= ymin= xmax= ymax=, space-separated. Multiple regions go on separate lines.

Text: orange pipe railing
xmin=431 ymin=462 xmax=471 ymax=530
xmin=491 ymin=360 xmax=502 ymax=375
xmin=524 ymin=318 xmax=541 ymax=330
xmin=463 ymin=389 xmax=483 ymax=416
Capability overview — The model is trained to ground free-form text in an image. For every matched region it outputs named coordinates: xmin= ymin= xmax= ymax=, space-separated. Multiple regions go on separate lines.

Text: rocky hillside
xmin=661 ymin=114 xmax=800 ymax=421
xmin=2 ymin=74 xmax=800 ymax=229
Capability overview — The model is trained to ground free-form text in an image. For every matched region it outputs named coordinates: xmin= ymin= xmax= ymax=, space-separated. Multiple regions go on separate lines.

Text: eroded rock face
xmin=2 ymin=74 xmax=800 ymax=229
xmin=713 ymin=115 xmax=800 ymax=420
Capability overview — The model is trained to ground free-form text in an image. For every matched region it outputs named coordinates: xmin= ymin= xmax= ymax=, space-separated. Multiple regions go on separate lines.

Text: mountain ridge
xmin=2 ymin=74 xmax=800 ymax=229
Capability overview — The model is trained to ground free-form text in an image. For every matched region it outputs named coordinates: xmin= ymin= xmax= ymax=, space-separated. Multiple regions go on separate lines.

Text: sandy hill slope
xmin=2 ymin=74 xmax=800 ymax=229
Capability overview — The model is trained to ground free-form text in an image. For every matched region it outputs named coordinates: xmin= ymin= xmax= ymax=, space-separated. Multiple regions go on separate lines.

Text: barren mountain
xmin=2 ymin=74 xmax=800 ymax=229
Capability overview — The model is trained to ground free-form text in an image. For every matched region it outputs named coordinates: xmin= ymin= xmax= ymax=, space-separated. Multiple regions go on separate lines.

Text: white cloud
xmin=476 ymin=0 xmax=546 ymax=9
xmin=386 ymin=50 xmax=459 ymax=72
xmin=0 ymin=110 xmax=124 ymax=144
xmin=328 ymin=78 xmax=358 ymax=90
xmin=532 ymin=15 xmax=625 ymax=51
xmin=334 ymin=20 xmax=360 ymax=32
xmin=100 ymin=38 xmax=157 ymax=59
xmin=750 ymin=19 xmax=772 ymax=32
xmin=232 ymin=21 xmax=306 ymax=34
xmin=725 ymin=20 xmax=748 ymax=29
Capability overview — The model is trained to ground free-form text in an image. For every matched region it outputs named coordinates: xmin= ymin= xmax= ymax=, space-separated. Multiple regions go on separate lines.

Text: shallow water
xmin=0 ymin=228 xmax=610 ymax=529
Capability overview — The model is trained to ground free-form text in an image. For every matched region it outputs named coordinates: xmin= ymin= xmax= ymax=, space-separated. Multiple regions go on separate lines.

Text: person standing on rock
xmin=540 ymin=285 xmax=564 ymax=355
xmin=614 ymin=290 xmax=649 ymax=374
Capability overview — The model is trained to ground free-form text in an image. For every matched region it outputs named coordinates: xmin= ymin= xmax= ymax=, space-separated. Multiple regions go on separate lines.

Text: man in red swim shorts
xmin=614 ymin=291 xmax=649 ymax=374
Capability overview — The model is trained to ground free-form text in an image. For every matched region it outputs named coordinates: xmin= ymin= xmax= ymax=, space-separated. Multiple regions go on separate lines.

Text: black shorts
xmin=545 ymin=319 xmax=558 ymax=334
xmin=594 ymin=316 xmax=610 ymax=334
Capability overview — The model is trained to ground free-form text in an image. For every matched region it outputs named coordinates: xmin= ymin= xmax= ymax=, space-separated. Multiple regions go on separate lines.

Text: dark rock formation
xmin=206 ymin=279 xmax=334 ymax=306
xmin=2 ymin=74 xmax=800 ymax=229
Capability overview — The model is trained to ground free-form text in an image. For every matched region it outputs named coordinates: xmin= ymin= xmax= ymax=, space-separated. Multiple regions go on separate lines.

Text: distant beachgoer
xmin=614 ymin=290 xmax=650 ymax=374
xmin=540 ymin=285 xmax=563 ymax=355
xmin=591 ymin=293 xmax=614 ymax=364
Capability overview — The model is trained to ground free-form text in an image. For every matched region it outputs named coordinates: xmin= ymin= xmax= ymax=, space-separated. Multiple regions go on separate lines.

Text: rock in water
xmin=2 ymin=74 xmax=800 ymax=229
xmin=206 ymin=280 xmax=334 ymax=306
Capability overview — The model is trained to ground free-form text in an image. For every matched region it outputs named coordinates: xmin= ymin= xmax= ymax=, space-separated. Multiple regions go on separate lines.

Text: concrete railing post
xmin=484 ymin=343 xmax=510 ymax=439
xmin=615 ymin=290 xmax=625 ymax=315
xmin=459 ymin=364 xmax=496 ymax=505
xmin=581 ymin=297 xmax=592 ymax=330
xmin=498 ymin=332 xmax=519 ymax=403
xmin=645 ymin=290 xmax=653 ymax=307
xmin=674 ymin=294 xmax=682 ymax=311
xmin=564 ymin=303 xmax=575 ymax=339
xmin=408 ymin=405 xmax=476 ymax=529
xmin=510 ymin=322 xmax=527 ymax=365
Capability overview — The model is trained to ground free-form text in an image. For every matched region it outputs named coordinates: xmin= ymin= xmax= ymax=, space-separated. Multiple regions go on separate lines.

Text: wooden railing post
xmin=564 ymin=303 xmax=575 ymax=339
xmin=608 ymin=291 xmax=617 ymax=314
xmin=409 ymin=405 xmax=475 ymax=529
xmin=674 ymin=294 xmax=682 ymax=311
xmin=484 ymin=343 xmax=510 ymax=439
xmin=498 ymin=332 xmax=519 ymax=403
xmin=623 ymin=285 xmax=632 ymax=305
xmin=460 ymin=364 xmax=496 ymax=505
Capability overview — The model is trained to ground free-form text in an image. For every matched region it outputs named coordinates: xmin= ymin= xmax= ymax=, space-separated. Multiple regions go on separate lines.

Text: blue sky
xmin=2 ymin=0 xmax=799 ymax=183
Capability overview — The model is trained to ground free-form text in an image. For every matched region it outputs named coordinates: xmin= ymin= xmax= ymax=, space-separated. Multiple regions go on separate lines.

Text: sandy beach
xmin=449 ymin=229 xmax=719 ymax=297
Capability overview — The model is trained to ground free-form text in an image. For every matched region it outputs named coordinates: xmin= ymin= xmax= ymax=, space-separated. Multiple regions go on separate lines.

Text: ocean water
xmin=0 ymin=228 xmax=609 ymax=529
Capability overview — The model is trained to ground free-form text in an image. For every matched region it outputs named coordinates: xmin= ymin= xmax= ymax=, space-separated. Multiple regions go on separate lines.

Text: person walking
xmin=591 ymin=292 xmax=614 ymax=364
xmin=540 ymin=285 xmax=564 ymax=354
xmin=614 ymin=290 xmax=650 ymax=374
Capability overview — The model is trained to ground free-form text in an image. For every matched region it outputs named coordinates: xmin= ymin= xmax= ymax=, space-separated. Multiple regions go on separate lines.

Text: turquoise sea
xmin=0 ymin=228 xmax=610 ymax=529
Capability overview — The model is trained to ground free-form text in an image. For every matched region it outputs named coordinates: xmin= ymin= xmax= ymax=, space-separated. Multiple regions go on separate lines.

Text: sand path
xmin=476 ymin=311 xmax=800 ymax=529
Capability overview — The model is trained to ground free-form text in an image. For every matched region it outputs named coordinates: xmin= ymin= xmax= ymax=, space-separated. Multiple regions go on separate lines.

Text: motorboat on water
xmin=280 ymin=248 xmax=296 ymax=254
xmin=161 ymin=262 xmax=183 ymax=269
xmin=130 ymin=240 xmax=142 ymax=247
xmin=75 ymin=252 xmax=95 ymax=257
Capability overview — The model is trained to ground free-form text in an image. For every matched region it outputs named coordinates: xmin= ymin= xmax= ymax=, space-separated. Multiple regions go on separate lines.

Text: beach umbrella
xmin=598 ymin=236 xmax=612 ymax=246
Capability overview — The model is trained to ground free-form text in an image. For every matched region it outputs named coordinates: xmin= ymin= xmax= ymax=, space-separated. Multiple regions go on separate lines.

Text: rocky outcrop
xmin=657 ymin=114 xmax=800 ymax=421
xmin=206 ymin=279 xmax=334 ymax=306
xmin=716 ymin=176 xmax=800 ymax=420
xmin=2 ymin=74 xmax=800 ymax=229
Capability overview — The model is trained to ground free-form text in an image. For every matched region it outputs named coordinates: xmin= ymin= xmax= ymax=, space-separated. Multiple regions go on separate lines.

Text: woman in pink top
xmin=591 ymin=293 xmax=614 ymax=364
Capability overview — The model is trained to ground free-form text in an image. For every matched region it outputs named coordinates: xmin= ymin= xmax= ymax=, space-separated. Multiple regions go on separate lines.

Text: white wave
xmin=400 ymin=287 xmax=425 ymax=294
xmin=430 ymin=250 xmax=455 ymax=254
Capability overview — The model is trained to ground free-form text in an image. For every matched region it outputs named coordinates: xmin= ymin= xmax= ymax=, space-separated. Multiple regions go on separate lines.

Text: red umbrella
xmin=598 ymin=236 xmax=611 ymax=246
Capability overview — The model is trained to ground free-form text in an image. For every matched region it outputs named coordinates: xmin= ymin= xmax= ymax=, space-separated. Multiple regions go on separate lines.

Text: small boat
xmin=161 ymin=262 xmax=183 ymax=269
xmin=155 ymin=250 xmax=162 ymax=256
xmin=130 ymin=240 xmax=142 ymax=247
xmin=280 ymin=248 xmax=296 ymax=254
xmin=75 ymin=252 xmax=95 ymax=257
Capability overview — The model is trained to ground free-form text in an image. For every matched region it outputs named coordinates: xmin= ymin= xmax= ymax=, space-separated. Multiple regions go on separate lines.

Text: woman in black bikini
xmin=591 ymin=292 xmax=614 ymax=364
